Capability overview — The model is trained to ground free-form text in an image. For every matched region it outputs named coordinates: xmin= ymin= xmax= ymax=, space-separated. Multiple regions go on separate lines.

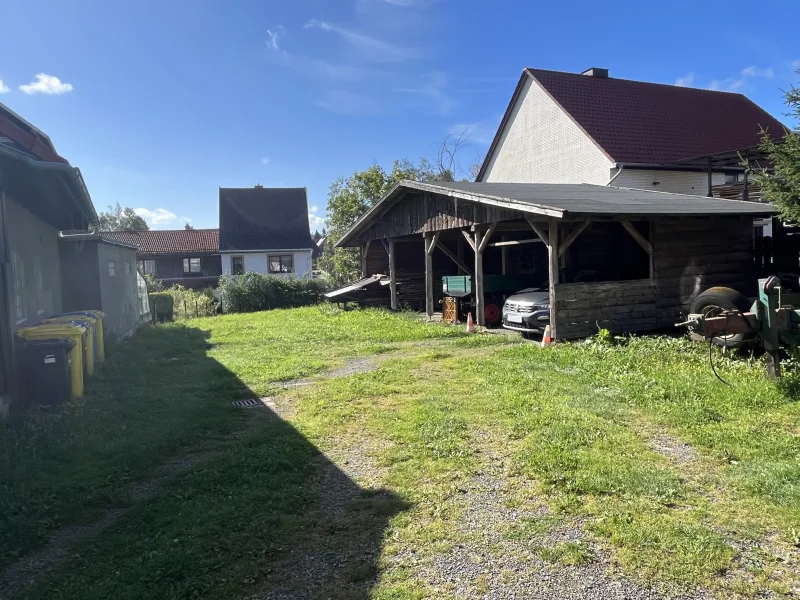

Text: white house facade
xmin=221 ymin=249 xmax=314 ymax=279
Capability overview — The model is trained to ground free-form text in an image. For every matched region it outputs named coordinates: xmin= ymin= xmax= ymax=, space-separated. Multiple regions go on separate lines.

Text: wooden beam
xmin=620 ymin=220 xmax=653 ymax=255
xmin=500 ymin=235 xmax=507 ymax=275
xmin=380 ymin=238 xmax=389 ymax=255
xmin=424 ymin=233 xmax=434 ymax=319
xmin=557 ymin=221 xmax=589 ymax=259
xmin=461 ymin=229 xmax=476 ymax=252
xmin=547 ymin=217 xmax=559 ymax=341
xmin=474 ymin=230 xmax=485 ymax=327
xmin=388 ymin=238 xmax=398 ymax=310
xmin=477 ymin=222 xmax=497 ymax=254
xmin=436 ymin=241 xmax=472 ymax=276
xmin=490 ymin=238 xmax=544 ymax=247
xmin=361 ymin=239 xmax=371 ymax=277
xmin=426 ymin=231 xmax=441 ymax=255
xmin=525 ymin=215 xmax=549 ymax=246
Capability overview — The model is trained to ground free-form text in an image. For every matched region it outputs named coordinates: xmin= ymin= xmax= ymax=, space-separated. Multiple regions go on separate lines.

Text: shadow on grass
xmin=4 ymin=324 xmax=409 ymax=600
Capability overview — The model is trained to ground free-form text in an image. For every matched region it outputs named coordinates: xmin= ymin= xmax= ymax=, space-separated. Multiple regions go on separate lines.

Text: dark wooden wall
xmin=361 ymin=193 xmax=524 ymax=242
xmin=555 ymin=280 xmax=657 ymax=338
xmin=555 ymin=216 xmax=756 ymax=339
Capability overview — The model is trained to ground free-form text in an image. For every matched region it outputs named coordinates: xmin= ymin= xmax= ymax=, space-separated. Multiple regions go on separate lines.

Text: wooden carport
xmin=336 ymin=181 xmax=775 ymax=340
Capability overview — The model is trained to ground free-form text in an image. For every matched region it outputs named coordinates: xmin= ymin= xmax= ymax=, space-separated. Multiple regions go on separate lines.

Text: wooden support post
xmin=436 ymin=241 xmax=472 ymax=276
xmin=474 ymin=230 xmax=485 ymax=327
xmin=388 ymin=239 xmax=398 ymax=310
xmin=424 ymin=233 xmax=434 ymax=319
xmin=557 ymin=221 xmax=589 ymax=258
xmin=620 ymin=220 xmax=654 ymax=279
xmin=478 ymin=222 xmax=497 ymax=254
xmin=501 ymin=236 xmax=507 ymax=275
xmin=547 ymin=218 xmax=559 ymax=341
xmin=525 ymin=215 xmax=549 ymax=246
xmin=361 ymin=240 xmax=371 ymax=277
xmin=461 ymin=229 xmax=476 ymax=252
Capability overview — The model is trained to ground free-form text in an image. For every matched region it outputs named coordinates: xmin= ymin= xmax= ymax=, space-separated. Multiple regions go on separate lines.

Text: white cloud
xmin=709 ymin=77 xmax=745 ymax=92
xmin=793 ymin=59 xmax=800 ymax=70
xmin=674 ymin=72 xmax=695 ymax=87
xmin=0 ymin=80 xmax=9 ymax=94
xmin=448 ymin=117 xmax=500 ymax=145
xmin=310 ymin=206 xmax=319 ymax=213
xmin=395 ymin=72 xmax=453 ymax=115
xmin=309 ymin=214 xmax=325 ymax=233
xmin=19 ymin=73 xmax=73 ymax=95
xmin=134 ymin=207 xmax=178 ymax=226
xmin=304 ymin=19 xmax=421 ymax=63
xmin=265 ymin=27 xmax=365 ymax=81
xmin=741 ymin=66 xmax=774 ymax=78
xmin=315 ymin=90 xmax=383 ymax=116
xmin=261 ymin=157 xmax=270 ymax=165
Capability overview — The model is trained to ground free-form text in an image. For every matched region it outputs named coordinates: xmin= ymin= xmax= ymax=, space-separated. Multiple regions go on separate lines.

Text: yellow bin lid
xmin=18 ymin=323 xmax=87 ymax=339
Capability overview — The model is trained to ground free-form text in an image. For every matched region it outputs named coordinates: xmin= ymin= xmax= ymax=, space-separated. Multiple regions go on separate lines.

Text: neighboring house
xmin=0 ymin=101 xmax=143 ymax=414
xmin=219 ymin=186 xmax=315 ymax=279
xmin=478 ymin=67 xmax=786 ymax=201
xmin=103 ymin=228 xmax=222 ymax=289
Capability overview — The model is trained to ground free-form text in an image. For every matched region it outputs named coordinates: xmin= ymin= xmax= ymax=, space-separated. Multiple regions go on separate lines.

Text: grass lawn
xmin=2 ymin=306 xmax=798 ymax=599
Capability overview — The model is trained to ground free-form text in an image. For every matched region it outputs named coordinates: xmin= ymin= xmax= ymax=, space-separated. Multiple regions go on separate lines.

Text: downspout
xmin=607 ymin=164 xmax=624 ymax=186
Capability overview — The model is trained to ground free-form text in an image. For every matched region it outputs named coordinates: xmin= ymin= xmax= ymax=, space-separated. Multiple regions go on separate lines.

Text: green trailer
xmin=442 ymin=274 xmax=542 ymax=325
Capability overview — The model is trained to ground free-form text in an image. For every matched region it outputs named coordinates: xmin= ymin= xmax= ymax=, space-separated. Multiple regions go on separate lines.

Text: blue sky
xmin=1 ymin=0 xmax=798 ymax=231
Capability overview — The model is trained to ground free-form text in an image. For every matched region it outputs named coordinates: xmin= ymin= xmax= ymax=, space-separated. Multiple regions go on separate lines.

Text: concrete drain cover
xmin=231 ymin=399 xmax=260 ymax=408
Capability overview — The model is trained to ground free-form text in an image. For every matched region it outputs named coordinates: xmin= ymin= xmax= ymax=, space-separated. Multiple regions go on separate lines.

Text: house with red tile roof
xmin=103 ymin=227 xmax=222 ymax=289
xmin=478 ymin=67 xmax=786 ymax=206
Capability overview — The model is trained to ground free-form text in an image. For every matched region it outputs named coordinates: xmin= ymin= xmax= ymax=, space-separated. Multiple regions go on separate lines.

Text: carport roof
xmin=337 ymin=180 xmax=775 ymax=247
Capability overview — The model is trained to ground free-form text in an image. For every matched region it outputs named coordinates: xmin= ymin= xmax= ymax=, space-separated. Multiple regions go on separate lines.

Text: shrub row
xmin=218 ymin=273 xmax=329 ymax=313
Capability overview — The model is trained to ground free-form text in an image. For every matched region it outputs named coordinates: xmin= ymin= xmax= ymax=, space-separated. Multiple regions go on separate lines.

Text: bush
xmin=164 ymin=285 xmax=218 ymax=319
xmin=218 ymin=273 xmax=329 ymax=313
xmin=148 ymin=292 xmax=174 ymax=322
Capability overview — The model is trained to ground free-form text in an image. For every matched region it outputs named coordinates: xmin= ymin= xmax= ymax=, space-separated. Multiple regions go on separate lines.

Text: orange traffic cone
xmin=541 ymin=325 xmax=552 ymax=347
xmin=466 ymin=312 xmax=475 ymax=334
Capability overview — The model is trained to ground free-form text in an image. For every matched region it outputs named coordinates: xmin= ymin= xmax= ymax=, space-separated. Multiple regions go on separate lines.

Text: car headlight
xmin=539 ymin=303 xmax=550 ymax=310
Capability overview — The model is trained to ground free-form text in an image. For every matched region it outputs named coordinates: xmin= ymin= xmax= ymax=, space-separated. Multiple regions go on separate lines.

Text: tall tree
xmin=319 ymin=159 xmax=447 ymax=284
xmin=751 ymin=73 xmax=799 ymax=221
xmin=97 ymin=202 xmax=149 ymax=231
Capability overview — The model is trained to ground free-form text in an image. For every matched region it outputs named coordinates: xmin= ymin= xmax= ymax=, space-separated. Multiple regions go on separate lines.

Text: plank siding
xmin=652 ymin=216 xmax=755 ymax=327
xmin=554 ymin=280 xmax=657 ymax=338
xmin=362 ymin=193 xmax=523 ymax=242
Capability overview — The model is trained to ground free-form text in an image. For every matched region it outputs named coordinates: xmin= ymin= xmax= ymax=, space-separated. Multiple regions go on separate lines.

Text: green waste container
xmin=17 ymin=323 xmax=87 ymax=398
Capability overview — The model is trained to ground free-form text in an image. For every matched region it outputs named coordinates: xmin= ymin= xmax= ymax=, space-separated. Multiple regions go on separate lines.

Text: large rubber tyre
xmin=688 ymin=287 xmax=754 ymax=348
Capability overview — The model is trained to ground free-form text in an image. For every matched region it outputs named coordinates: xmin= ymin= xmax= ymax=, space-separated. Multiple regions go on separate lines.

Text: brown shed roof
xmin=479 ymin=68 xmax=787 ymax=179
xmin=102 ymin=228 xmax=219 ymax=256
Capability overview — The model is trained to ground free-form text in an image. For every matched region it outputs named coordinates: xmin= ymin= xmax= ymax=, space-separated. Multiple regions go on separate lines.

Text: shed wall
xmin=612 ymin=169 xmax=727 ymax=196
xmin=97 ymin=243 xmax=141 ymax=338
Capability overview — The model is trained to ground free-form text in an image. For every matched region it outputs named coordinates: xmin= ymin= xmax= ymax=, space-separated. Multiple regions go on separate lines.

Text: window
xmin=33 ymin=256 xmax=44 ymax=315
xmin=183 ymin=257 xmax=201 ymax=274
xmin=231 ymin=256 xmax=244 ymax=276
xmin=268 ymin=254 xmax=293 ymax=274
xmin=109 ymin=261 xmax=117 ymax=276
xmin=10 ymin=251 xmax=26 ymax=322
xmin=139 ymin=260 xmax=156 ymax=275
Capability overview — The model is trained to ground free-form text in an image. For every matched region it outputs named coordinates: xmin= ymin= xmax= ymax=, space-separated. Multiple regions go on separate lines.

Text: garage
xmin=333 ymin=180 xmax=774 ymax=341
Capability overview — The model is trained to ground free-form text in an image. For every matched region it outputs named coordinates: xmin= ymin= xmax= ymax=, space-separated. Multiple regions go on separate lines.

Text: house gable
xmin=481 ymin=75 xmax=614 ymax=185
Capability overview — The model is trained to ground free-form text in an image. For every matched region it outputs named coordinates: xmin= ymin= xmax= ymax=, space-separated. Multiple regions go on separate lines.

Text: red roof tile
xmin=102 ymin=229 xmax=219 ymax=256
xmin=480 ymin=69 xmax=788 ymax=179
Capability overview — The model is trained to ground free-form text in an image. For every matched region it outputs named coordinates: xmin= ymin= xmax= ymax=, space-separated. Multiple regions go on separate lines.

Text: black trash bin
xmin=24 ymin=338 xmax=76 ymax=406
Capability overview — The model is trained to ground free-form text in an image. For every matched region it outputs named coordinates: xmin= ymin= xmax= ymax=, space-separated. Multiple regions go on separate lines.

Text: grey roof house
xmin=219 ymin=186 xmax=315 ymax=279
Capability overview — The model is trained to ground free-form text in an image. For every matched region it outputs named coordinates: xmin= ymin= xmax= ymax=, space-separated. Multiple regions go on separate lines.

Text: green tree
xmin=97 ymin=202 xmax=149 ymax=231
xmin=751 ymin=73 xmax=799 ymax=221
xmin=319 ymin=159 xmax=447 ymax=285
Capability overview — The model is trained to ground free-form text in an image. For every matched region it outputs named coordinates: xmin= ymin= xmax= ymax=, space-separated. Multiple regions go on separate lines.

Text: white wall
xmin=221 ymin=250 xmax=314 ymax=279
xmin=482 ymin=77 xmax=614 ymax=185
xmin=611 ymin=168 xmax=727 ymax=196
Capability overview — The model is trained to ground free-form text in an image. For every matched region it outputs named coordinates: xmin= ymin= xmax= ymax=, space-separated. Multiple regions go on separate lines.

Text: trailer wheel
xmin=484 ymin=303 xmax=501 ymax=326
xmin=689 ymin=287 xmax=754 ymax=347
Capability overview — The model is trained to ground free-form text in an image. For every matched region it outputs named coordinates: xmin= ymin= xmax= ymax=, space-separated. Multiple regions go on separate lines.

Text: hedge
xmin=148 ymin=292 xmax=174 ymax=322
xmin=165 ymin=285 xmax=218 ymax=319
xmin=218 ymin=273 xmax=329 ymax=313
